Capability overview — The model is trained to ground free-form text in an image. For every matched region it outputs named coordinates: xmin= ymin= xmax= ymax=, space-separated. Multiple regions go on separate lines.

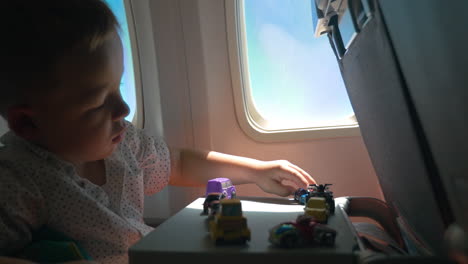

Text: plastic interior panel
xmin=337 ymin=1 xmax=446 ymax=255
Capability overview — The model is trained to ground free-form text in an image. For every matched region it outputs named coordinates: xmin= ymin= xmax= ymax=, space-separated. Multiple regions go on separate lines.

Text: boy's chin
xmin=96 ymin=148 xmax=117 ymax=160
xmin=81 ymin=147 xmax=117 ymax=162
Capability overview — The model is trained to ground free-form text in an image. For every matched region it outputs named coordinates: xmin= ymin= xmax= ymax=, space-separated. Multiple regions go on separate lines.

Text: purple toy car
xmin=206 ymin=178 xmax=236 ymax=199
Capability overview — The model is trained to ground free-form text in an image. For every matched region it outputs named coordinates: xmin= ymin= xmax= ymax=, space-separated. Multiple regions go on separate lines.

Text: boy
xmin=0 ymin=0 xmax=315 ymax=263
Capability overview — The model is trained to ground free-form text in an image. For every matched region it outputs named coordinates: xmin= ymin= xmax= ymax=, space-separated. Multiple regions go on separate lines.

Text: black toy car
xmin=309 ymin=184 xmax=335 ymax=213
xmin=294 ymin=184 xmax=335 ymax=213
xmin=202 ymin=192 xmax=224 ymax=216
xmin=294 ymin=188 xmax=308 ymax=202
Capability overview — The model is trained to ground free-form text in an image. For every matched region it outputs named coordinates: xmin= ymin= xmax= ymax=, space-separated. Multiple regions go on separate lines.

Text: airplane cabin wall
xmin=142 ymin=0 xmax=384 ymax=219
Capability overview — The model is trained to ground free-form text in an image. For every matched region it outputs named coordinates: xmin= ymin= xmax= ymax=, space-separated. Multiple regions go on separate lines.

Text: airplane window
xmin=340 ymin=8 xmax=358 ymax=49
xmin=104 ymin=0 xmax=137 ymax=122
xmin=240 ymin=0 xmax=356 ymax=131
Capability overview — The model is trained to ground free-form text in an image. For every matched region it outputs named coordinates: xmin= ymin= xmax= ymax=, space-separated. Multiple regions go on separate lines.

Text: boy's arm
xmin=168 ymin=147 xmax=315 ymax=197
xmin=0 ymin=170 xmax=45 ymax=256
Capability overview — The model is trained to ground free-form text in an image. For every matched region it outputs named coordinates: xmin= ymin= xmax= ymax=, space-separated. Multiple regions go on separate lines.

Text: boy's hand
xmin=253 ymin=160 xmax=316 ymax=197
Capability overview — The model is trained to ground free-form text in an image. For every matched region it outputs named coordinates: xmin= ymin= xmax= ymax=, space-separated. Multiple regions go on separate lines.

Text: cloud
xmin=253 ymin=23 xmax=352 ymax=122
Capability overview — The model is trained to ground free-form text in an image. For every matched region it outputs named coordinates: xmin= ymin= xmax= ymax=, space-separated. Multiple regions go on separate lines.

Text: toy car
xmin=268 ymin=215 xmax=337 ymax=248
xmin=294 ymin=188 xmax=308 ymax=202
xmin=206 ymin=178 xmax=236 ymax=199
xmin=294 ymin=184 xmax=335 ymax=213
xmin=202 ymin=192 xmax=223 ymax=216
xmin=209 ymin=199 xmax=251 ymax=244
xmin=308 ymin=184 xmax=335 ymax=213
xmin=295 ymin=185 xmax=316 ymax=204
xmin=298 ymin=192 xmax=309 ymax=205
xmin=304 ymin=197 xmax=330 ymax=223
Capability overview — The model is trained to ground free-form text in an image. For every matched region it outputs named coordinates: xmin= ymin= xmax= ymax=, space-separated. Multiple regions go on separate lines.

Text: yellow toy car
xmin=209 ymin=199 xmax=251 ymax=244
xmin=304 ymin=197 xmax=330 ymax=223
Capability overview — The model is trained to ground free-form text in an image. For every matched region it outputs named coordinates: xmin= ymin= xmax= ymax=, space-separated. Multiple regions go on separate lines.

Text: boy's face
xmin=31 ymin=31 xmax=129 ymax=164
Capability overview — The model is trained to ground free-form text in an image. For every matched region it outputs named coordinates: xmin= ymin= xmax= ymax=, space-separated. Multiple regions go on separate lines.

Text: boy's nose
xmin=112 ymin=97 xmax=130 ymax=121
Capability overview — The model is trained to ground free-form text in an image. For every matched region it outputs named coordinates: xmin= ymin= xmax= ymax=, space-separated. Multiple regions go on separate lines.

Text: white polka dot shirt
xmin=0 ymin=122 xmax=171 ymax=263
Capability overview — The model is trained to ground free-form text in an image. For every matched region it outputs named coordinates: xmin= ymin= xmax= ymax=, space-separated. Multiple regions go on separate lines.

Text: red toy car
xmin=268 ymin=215 xmax=337 ymax=248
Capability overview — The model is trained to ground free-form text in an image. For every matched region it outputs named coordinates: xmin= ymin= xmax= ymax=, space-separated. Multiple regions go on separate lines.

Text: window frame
xmin=225 ymin=0 xmax=361 ymax=142
xmin=122 ymin=0 xmax=144 ymax=128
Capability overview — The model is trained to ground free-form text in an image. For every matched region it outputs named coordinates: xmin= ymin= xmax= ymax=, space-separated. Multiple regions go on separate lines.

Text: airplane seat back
xmin=0 ymin=118 xmax=8 ymax=140
xmin=317 ymin=0 xmax=468 ymax=257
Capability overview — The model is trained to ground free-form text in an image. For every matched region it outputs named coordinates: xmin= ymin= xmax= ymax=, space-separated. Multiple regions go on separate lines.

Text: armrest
xmin=335 ymin=196 xmax=405 ymax=251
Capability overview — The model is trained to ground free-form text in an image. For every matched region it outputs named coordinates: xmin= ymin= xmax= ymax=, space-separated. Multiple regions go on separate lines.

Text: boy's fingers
xmin=283 ymin=185 xmax=297 ymax=196
xmin=267 ymin=182 xmax=296 ymax=197
xmin=287 ymin=163 xmax=316 ymax=185
xmin=279 ymin=164 xmax=310 ymax=188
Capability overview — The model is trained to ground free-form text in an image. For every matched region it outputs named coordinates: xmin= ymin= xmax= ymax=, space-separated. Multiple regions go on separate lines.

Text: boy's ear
xmin=6 ymin=105 xmax=40 ymax=141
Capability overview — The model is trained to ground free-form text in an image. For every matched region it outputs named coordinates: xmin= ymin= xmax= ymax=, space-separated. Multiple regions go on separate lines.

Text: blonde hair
xmin=0 ymin=0 xmax=119 ymax=118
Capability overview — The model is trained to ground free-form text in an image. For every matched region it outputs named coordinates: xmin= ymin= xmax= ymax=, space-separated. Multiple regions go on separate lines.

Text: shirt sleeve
xmin=123 ymin=121 xmax=171 ymax=196
xmin=0 ymin=166 xmax=46 ymax=255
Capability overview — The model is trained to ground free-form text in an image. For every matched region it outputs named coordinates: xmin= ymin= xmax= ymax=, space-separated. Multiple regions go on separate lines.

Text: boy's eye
xmin=89 ymin=101 xmax=106 ymax=112
xmin=94 ymin=102 xmax=106 ymax=110
xmin=94 ymin=104 xmax=105 ymax=110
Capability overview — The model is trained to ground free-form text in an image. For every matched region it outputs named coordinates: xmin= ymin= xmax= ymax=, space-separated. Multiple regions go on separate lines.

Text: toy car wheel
xmin=231 ymin=191 xmax=236 ymax=198
xmin=281 ymin=234 xmax=301 ymax=248
xmin=330 ymin=201 xmax=335 ymax=213
xmin=319 ymin=232 xmax=336 ymax=246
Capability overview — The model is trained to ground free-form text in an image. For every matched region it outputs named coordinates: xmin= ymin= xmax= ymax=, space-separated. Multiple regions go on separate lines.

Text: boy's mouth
xmin=112 ymin=128 xmax=126 ymax=143
xmin=112 ymin=134 xmax=123 ymax=143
